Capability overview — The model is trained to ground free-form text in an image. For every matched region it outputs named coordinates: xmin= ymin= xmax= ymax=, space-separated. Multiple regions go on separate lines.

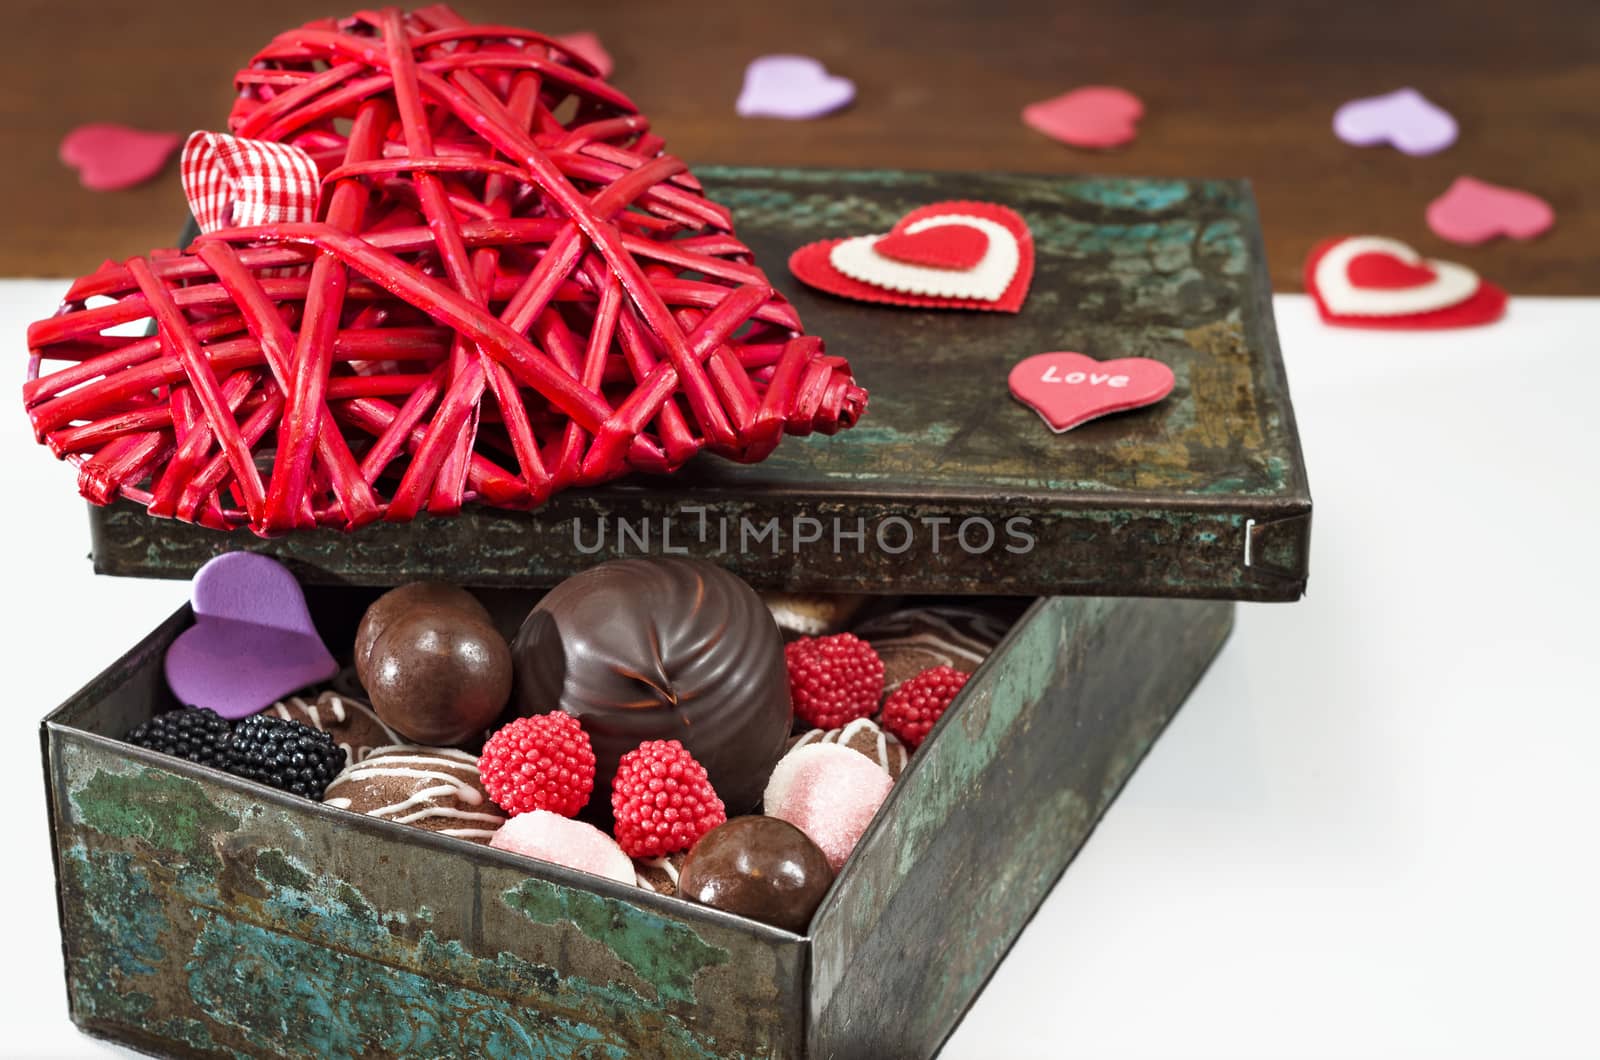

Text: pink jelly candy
xmin=488 ymin=809 xmax=634 ymax=885
xmin=763 ymin=743 xmax=892 ymax=871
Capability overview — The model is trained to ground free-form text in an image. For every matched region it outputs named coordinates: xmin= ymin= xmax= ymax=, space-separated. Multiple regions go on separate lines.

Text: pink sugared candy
xmin=489 ymin=809 xmax=634 ymax=885
xmin=763 ymin=743 xmax=892 ymax=871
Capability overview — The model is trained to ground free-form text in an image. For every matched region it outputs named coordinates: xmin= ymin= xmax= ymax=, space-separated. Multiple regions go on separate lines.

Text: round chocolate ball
xmin=366 ymin=607 xmax=511 ymax=746
xmin=679 ymin=816 xmax=834 ymax=932
xmin=511 ymin=558 xmax=792 ymax=816
xmin=355 ymin=582 xmax=492 ymax=689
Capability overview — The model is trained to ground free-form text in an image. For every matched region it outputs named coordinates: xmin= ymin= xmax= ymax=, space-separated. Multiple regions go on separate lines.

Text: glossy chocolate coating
xmin=367 ymin=606 xmax=511 ymax=746
xmin=511 ymin=558 xmax=792 ymax=816
xmin=355 ymin=582 xmax=492 ymax=688
xmin=679 ymin=816 xmax=834 ymax=932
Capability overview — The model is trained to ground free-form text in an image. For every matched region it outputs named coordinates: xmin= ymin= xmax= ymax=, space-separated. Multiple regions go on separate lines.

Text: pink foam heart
xmin=1009 ymin=352 xmax=1175 ymax=433
xmin=1022 ymin=86 xmax=1144 ymax=149
xmin=875 ymin=223 xmax=989 ymax=270
xmin=164 ymin=552 xmax=337 ymax=719
xmin=1426 ymin=176 xmax=1554 ymax=246
xmin=59 ymin=123 xmax=181 ymax=191
xmin=554 ymin=31 xmax=614 ymax=80
xmin=1333 ymin=88 xmax=1456 ymax=156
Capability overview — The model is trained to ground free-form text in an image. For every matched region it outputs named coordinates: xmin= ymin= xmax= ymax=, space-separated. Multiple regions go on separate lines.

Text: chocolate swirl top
xmin=511 ymin=558 xmax=792 ymax=816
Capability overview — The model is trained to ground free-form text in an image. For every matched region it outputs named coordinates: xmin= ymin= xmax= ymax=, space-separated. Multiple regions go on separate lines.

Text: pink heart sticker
xmin=59 ymin=123 xmax=181 ymax=191
xmin=164 ymin=552 xmax=338 ymax=719
xmin=1426 ymin=176 xmax=1554 ymax=246
xmin=875 ymin=223 xmax=990 ymax=271
xmin=555 ymin=31 xmax=614 ymax=80
xmin=1009 ymin=352 xmax=1174 ymax=433
xmin=1021 ymin=86 xmax=1144 ymax=149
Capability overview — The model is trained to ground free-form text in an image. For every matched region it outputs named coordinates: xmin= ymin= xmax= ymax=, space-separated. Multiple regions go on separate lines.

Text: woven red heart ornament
xmin=23 ymin=6 xmax=866 ymax=534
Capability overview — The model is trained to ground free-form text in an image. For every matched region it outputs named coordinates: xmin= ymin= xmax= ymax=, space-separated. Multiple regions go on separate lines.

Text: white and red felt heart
xmin=789 ymin=201 xmax=1034 ymax=312
xmin=1305 ymin=235 xmax=1506 ymax=329
xmin=1009 ymin=352 xmax=1174 ymax=433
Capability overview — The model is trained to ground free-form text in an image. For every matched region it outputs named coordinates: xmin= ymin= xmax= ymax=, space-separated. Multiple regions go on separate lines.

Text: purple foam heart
xmin=165 ymin=552 xmax=337 ymax=719
xmin=1333 ymin=87 xmax=1457 ymax=156
xmin=736 ymin=55 xmax=855 ymax=120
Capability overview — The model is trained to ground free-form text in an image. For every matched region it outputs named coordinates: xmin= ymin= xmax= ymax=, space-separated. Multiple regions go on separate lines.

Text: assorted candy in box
xmin=135 ymin=552 xmax=1011 ymax=932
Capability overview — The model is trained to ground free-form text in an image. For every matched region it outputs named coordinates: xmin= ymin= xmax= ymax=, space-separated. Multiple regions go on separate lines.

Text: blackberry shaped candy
xmin=125 ymin=707 xmax=232 ymax=768
xmin=221 ymin=715 xmax=348 ymax=799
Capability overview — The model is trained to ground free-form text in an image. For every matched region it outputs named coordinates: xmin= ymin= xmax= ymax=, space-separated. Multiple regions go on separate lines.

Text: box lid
xmin=87 ymin=167 xmax=1311 ymax=601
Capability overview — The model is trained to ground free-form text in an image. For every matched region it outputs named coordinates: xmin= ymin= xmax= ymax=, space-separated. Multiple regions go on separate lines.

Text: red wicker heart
xmin=23 ymin=6 xmax=866 ymax=535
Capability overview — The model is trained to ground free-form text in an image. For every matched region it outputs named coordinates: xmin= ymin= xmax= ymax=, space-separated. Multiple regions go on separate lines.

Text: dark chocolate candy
xmin=511 ymin=558 xmax=792 ymax=816
xmin=853 ymin=605 xmax=1012 ymax=697
xmin=355 ymin=582 xmax=492 ymax=688
xmin=679 ymin=816 xmax=834 ymax=933
xmin=367 ymin=606 xmax=511 ymax=747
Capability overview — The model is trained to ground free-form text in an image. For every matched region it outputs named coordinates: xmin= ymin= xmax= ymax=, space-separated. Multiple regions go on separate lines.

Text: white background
xmin=3 ymin=283 xmax=1597 ymax=1058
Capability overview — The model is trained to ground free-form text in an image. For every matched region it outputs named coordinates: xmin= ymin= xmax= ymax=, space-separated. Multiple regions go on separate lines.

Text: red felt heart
xmin=23 ymin=8 xmax=866 ymax=536
xmin=1347 ymin=252 xmax=1436 ymax=289
xmin=1009 ymin=352 xmax=1174 ymax=433
xmin=59 ymin=123 xmax=181 ymax=191
xmin=788 ymin=201 xmax=1034 ymax=313
xmin=875 ymin=223 xmax=989 ymax=271
xmin=1304 ymin=235 xmax=1507 ymax=330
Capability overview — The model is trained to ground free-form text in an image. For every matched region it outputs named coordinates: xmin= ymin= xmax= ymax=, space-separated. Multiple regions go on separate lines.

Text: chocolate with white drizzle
xmin=852 ymin=606 xmax=1011 ymax=697
xmin=511 ymin=558 xmax=792 ymax=817
xmin=322 ymin=746 xmax=506 ymax=844
xmin=789 ymin=717 xmax=909 ymax=780
xmin=268 ymin=689 xmax=401 ymax=768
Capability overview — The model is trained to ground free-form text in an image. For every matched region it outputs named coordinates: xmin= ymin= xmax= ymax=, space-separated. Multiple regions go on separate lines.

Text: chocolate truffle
xmin=853 ymin=606 xmax=1011 ymax=697
xmin=355 ymin=582 xmax=492 ymax=688
xmin=789 ymin=717 xmax=910 ymax=780
xmin=679 ymin=816 xmax=834 ymax=933
xmin=366 ymin=607 xmax=511 ymax=746
xmin=267 ymin=689 xmax=402 ymax=767
xmin=511 ymin=558 xmax=791 ymax=816
xmin=323 ymin=746 xmax=505 ymax=843
xmin=762 ymin=591 xmax=871 ymax=641
xmin=633 ymin=853 xmax=687 ymax=896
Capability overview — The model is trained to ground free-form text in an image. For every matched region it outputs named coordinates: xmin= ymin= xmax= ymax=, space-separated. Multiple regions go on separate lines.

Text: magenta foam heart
xmin=1022 ymin=86 xmax=1144 ymax=149
xmin=1426 ymin=176 xmax=1554 ymax=245
xmin=1008 ymin=352 xmax=1175 ymax=433
xmin=58 ymin=123 xmax=181 ymax=191
xmin=1332 ymin=88 xmax=1456 ymax=156
xmin=164 ymin=552 xmax=337 ymax=719
xmin=736 ymin=55 xmax=855 ymax=120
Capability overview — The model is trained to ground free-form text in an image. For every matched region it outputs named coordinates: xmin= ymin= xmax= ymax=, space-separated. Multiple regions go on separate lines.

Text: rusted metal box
xmin=42 ymin=168 xmax=1308 ymax=1058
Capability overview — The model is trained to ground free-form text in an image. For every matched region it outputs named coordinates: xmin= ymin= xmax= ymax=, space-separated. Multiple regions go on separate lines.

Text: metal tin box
xmin=45 ymin=586 xmax=1232 ymax=1058
xmin=85 ymin=168 xmax=1310 ymax=602
xmin=42 ymin=169 xmax=1306 ymax=1057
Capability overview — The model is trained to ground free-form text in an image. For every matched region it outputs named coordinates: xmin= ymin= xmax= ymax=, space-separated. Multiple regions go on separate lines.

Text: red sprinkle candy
xmin=881 ymin=666 xmax=970 ymax=749
xmin=479 ymin=712 xmax=597 ymax=818
xmin=785 ymin=632 xmax=886 ymax=730
xmin=611 ymin=739 xmax=727 ymax=858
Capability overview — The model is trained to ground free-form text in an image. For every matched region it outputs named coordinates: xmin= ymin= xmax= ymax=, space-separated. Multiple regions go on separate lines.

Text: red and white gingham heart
xmin=180 ymin=131 xmax=322 ymax=234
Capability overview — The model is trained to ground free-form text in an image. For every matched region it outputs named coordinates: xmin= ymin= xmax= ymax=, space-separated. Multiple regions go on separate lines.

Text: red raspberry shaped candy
xmin=881 ymin=665 xmax=969 ymax=749
xmin=479 ymin=712 xmax=596 ymax=817
xmin=611 ymin=740 xmax=727 ymax=858
xmin=785 ymin=633 xmax=885 ymax=730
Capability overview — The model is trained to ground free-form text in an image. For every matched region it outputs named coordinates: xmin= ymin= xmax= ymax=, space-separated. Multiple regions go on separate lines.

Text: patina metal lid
xmin=88 ymin=167 xmax=1310 ymax=601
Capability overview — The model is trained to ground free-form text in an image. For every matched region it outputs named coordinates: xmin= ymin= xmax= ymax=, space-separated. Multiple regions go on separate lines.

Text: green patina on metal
xmin=71 ymin=770 xmax=240 ymax=871
xmin=85 ymin=167 xmax=1310 ymax=601
xmin=502 ymin=878 xmax=730 ymax=1006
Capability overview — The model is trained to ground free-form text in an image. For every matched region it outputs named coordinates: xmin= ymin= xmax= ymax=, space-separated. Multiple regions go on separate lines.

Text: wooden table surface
xmin=4 ymin=0 xmax=1595 ymax=292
